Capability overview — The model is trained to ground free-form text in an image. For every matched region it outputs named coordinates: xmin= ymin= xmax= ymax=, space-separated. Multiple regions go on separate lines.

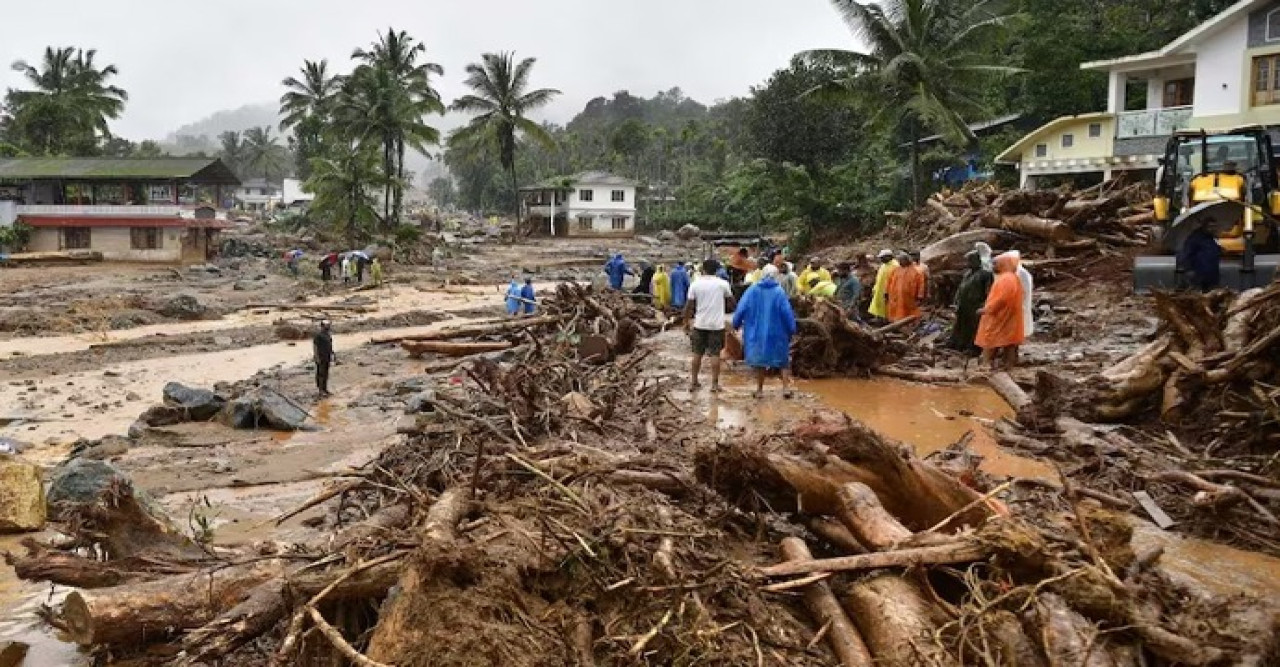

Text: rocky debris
xmin=232 ymin=278 xmax=267 ymax=291
xmin=186 ymin=263 xmax=222 ymax=275
xmin=656 ymin=229 xmax=676 ymax=242
xmin=404 ymin=390 xmax=437 ymax=414
xmin=0 ymin=458 xmax=45 ymax=532
xmin=162 ymin=382 xmax=226 ymax=421
xmin=273 ymin=322 xmax=308 ymax=340
xmin=675 ymin=223 xmax=701 ymax=240
xmin=218 ymin=387 xmax=308 ymax=431
xmin=156 ymin=294 xmax=208 ymax=320
xmin=219 ymin=236 xmax=277 ymax=258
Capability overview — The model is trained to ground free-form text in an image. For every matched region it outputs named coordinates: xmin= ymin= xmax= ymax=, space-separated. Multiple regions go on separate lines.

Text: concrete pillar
xmin=1146 ymin=77 xmax=1165 ymax=109
xmin=1107 ymin=71 xmax=1128 ymax=113
xmin=1020 ymin=171 xmax=1037 ymax=191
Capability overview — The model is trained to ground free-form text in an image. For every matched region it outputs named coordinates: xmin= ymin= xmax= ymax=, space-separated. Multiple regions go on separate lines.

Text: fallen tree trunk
xmin=980 ymin=213 xmax=1074 ymax=243
xmin=400 ymin=340 xmax=513 ymax=358
xmin=835 ymin=482 xmax=913 ymax=550
xmin=371 ymin=314 xmax=563 ymax=345
xmin=841 ymin=573 xmax=949 ymax=666
xmin=243 ymin=303 xmax=374 ymax=313
xmin=778 ymin=537 xmax=873 ymax=667
xmin=919 ymin=229 xmax=1018 ymax=274
xmin=988 ymin=372 xmax=1031 ymax=413
xmin=757 ymin=541 xmax=988 ymax=578
xmin=4 ymin=539 xmax=198 ymax=589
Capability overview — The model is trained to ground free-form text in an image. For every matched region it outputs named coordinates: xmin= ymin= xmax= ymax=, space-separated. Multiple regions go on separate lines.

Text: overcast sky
xmin=0 ymin=0 xmax=857 ymax=141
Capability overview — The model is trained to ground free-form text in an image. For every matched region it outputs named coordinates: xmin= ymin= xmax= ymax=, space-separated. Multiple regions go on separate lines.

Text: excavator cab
xmin=1136 ymin=126 xmax=1280 ymax=291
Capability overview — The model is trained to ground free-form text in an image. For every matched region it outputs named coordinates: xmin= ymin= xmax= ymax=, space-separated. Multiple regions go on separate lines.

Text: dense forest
xmin=0 ymin=0 xmax=1238 ymax=240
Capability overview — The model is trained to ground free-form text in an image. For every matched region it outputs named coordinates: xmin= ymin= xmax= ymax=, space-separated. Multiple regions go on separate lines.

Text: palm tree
xmin=243 ymin=126 xmax=287 ymax=181
xmin=305 ymin=142 xmax=384 ymax=243
xmin=217 ymin=130 xmax=246 ymax=176
xmin=338 ymin=28 xmax=445 ymax=225
xmin=279 ymin=59 xmax=341 ymax=130
xmin=801 ymin=0 xmax=1020 ymax=204
xmin=451 ymin=52 xmax=560 ymax=228
xmin=8 ymin=46 xmax=128 ymax=154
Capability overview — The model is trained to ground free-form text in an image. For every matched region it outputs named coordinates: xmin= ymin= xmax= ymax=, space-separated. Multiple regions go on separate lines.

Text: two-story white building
xmin=997 ymin=0 xmax=1280 ymax=188
xmin=520 ymin=171 xmax=638 ymax=237
xmin=235 ymin=178 xmax=282 ymax=213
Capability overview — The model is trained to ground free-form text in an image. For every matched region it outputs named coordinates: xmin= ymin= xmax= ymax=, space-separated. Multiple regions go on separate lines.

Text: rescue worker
xmin=1178 ymin=220 xmax=1222 ymax=291
xmin=370 ymin=257 xmax=384 ymax=286
xmin=796 ymin=258 xmax=832 ymax=296
xmin=949 ymin=250 xmax=993 ymax=354
xmin=777 ymin=261 xmax=798 ymax=297
xmin=808 ymin=276 xmax=838 ymax=299
xmin=835 ymin=263 xmax=863 ymax=320
xmin=653 ymin=264 xmax=672 ymax=309
xmin=1007 ymin=249 xmax=1034 ymax=339
xmin=313 ymin=321 xmax=335 ymax=397
xmin=605 ymin=253 xmax=632 ymax=290
xmin=669 ymin=261 xmax=690 ymax=311
xmin=976 ymin=253 xmax=1027 ymax=370
xmin=732 ymin=265 xmax=797 ymax=399
xmin=520 ymin=277 xmax=537 ymax=315
xmin=886 ymin=252 xmax=926 ymax=322
xmin=505 ymin=277 xmax=523 ymax=316
xmin=869 ymin=249 xmax=897 ymax=321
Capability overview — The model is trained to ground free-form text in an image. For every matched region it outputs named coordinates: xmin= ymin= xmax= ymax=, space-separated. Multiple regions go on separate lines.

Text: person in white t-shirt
xmin=682 ymin=258 xmax=735 ymax=393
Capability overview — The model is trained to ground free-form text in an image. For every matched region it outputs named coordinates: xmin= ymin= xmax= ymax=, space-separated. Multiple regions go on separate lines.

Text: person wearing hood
xmin=669 ymin=262 xmax=690 ymax=311
xmin=869 ymin=249 xmax=897 ymax=321
xmin=605 ymin=253 xmax=632 ymax=290
xmin=949 ymin=251 xmax=993 ymax=354
xmin=653 ymin=264 xmax=672 ymax=309
xmin=520 ymin=278 xmax=537 ymax=315
xmin=634 ymin=262 xmax=656 ymax=296
xmin=976 ymin=253 xmax=1026 ymax=369
xmin=371 ymin=257 xmax=384 ymax=286
xmin=733 ymin=264 xmax=797 ymax=398
xmin=505 ymin=277 xmax=523 ymax=316
xmin=973 ymin=242 xmax=994 ymax=272
xmin=796 ymin=258 xmax=832 ymax=296
xmin=745 ymin=257 xmax=769 ymax=285
xmin=886 ymin=252 xmax=926 ymax=322
xmin=1007 ymin=249 xmax=1034 ymax=338
xmin=835 ymin=263 xmax=863 ymax=319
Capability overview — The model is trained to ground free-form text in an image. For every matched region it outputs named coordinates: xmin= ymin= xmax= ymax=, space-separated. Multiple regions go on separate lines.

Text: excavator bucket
xmin=1133 ymin=200 xmax=1279 ymax=292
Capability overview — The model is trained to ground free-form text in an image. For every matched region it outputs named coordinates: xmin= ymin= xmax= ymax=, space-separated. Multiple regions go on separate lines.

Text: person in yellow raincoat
xmin=370 ymin=257 xmax=384 ymax=286
xmin=868 ymin=249 xmax=898 ymax=321
xmin=795 ymin=258 xmax=832 ymax=295
xmin=653 ymin=264 xmax=672 ymax=309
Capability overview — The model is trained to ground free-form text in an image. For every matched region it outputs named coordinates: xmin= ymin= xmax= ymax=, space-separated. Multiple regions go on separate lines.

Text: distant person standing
xmin=976 ymin=254 xmax=1026 ymax=370
xmin=732 ymin=265 xmax=797 ymax=399
xmin=505 ymin=277 xmax=523 ymax=317
xmin=371 ymin=257 xmax=384 ymax=286
xmin=684 ymin=259 xmax=734 ymax=393
xmin=1178 ymin=220 xmax=1221 ymax=291
xmin=605 ymin=253 xmax=632 ymax=290
xmin=1008 ymin=249 xmax=1034 ymax=338
xmin=778 ymin=261 xmax=798 ymax=297
xmin=669 ymin=261 xmax=690 ymax=312
xmin=634 ymin=262 xmax=656 ymax=297
xmin=949 ymin=251 xmax=993 ymax=354
xmin=318 ymin=253 xmax=335 ymax=282
xmin=869 ymin=249 xmax=898 ymax=321
xmin=653 ymin=264 xmax=672 ymax=309
xmin=340 ymin=255 xmax=351 ymax=285
xmin=835 ymin=263 xmax=863 ymax=320
xmin=285 ymin=249 xmax=302 ymax=277
xmin=520 ymin=278 xmax=537 ymax=315
xmin=886 ymin=252 xmax=926 ymax=323
xmin=313 ymin=321 xmax=336 ymax=397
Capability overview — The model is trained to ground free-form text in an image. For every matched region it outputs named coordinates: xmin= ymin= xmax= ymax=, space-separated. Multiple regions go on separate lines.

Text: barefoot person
xmin=732 ymin=265 xmax=797 ymax=399
xmin=313 ymin=321 xmax=336 ymax=397
xmin=975 ymin=253 xmax=1026 ymax=370
xmin=684 ymin=259 xmax=734 ymax=392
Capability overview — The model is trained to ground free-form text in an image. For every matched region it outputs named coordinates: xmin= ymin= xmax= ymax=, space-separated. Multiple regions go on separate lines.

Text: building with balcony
xmin=519 ymin=171 xmax=638 ymax=237
xmin=997 ymin=0 xmax=1280 ymax=189
xmin=0 ymin=157 xmax=240 ymax=262
xmin=235 ymin=178 xmax=283 ymax=212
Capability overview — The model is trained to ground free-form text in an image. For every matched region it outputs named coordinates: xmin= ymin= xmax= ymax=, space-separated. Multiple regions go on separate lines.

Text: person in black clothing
xmin=1177 ymin=221 xmax=1222 ymax=291
xmin=318 ymin=255 xmax=333 ymax=282
xmin=634 ymin=262 xmax=656 ymax=297
xmin=313 ymin=321 xmax=336 ymax=397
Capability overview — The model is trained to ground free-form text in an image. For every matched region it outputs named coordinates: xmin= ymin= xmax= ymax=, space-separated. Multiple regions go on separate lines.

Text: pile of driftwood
xmin=987 ymin=277 xmax=1280 ymax=553
xmin=789 ymin=298 xmax=910 ymax=379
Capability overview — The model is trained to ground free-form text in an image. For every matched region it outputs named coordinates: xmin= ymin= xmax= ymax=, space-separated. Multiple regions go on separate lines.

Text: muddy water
xmin=0 ymin=283 xmax=505 ymax=359
xmin=0 ymin=536 xmax=85 ymax=666
xmin=1132 ymin=521 xmax=1280 ymax=599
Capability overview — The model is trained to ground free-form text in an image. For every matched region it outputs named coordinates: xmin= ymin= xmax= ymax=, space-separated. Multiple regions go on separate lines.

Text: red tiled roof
xmin=19 ymin=215 xmax=230 ymax=229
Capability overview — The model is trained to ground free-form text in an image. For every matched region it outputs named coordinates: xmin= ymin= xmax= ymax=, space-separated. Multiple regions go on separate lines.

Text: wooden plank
xmin=1132 ymin=490 xmax=1175 ymax=529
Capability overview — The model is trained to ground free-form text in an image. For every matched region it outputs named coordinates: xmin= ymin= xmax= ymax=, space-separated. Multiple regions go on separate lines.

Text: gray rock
xmin=127 ymin=420 xmax=148 ymax=439
xmin=158 ymin=294 xmax=207 ymax=320
xmin=218 ymin=388 xmax=308 ymax=431
xmin=138 ymin=404 xmax=186 ymax=427
xmin=162 ymin=382 xmax=226 ymax=421
xmin=656 ymin=230 xmax=676 ymax=242
xmin=404 ymin=390 xmax=437 ymax=414
xmin=232 ymin=279 xmax=266 ymax=292
xmin=46 ymin=459 xmax=167 ymax=523
xmin=675 ymin=224 xmax=701 ymax=241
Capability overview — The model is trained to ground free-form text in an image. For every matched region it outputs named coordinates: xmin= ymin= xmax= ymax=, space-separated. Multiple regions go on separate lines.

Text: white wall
xmin=569 ymin=185 xmax=636 ymax=214
xmin=1195 ymin=16 xmax=1249 ymax=118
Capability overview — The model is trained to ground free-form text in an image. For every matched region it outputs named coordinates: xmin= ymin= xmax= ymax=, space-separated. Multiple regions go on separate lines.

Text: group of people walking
xmin=312 ymin=251 xmax=383 ymax=286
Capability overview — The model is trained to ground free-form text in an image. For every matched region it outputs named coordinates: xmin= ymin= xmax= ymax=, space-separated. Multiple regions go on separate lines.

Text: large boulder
xmin=137 ymin=404 xmax=186 ymax=427
xmin=675 ymin=224 xmax=701 ymax=241
xmin=47 ymin=458 xmax=132 ymax=508
xmin=162 ymin=382 xmax=225 ymax=421
xmin=656 ymin=230 xmax=676 ymax=242
xmin=157 ymin=294 xmax=207 ymax=320
xmin=0 ymin=458 xmax=44 ymax=532
xmin=218 ymin=388 xmax=308 ymax=431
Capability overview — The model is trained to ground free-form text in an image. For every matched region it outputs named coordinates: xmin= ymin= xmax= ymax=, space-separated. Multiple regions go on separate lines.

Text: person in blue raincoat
xmin=604 ymin=253 xmax=632 ymax=290
xmin=731 ymin=265 xmax=797 ymax=399
xmin=504 ymin=277 xmax=523 ymax=316
xmin=520 ymin=277 xmax=537 ymax=315
xmin=669 ymin=261 xmax=690 ymax=311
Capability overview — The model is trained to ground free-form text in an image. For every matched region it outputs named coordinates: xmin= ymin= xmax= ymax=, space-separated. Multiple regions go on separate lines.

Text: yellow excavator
xmin=1135 ymin=126 xmax=1280 ymax=291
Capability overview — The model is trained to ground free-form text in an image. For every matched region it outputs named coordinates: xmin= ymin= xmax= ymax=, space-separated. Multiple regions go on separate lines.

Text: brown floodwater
xmin=0 ymin=535 xmax=85 ymax=666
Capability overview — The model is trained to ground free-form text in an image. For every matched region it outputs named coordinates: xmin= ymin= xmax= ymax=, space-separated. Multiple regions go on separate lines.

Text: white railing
xmin=525 ymin=204 xmax=567 ymax=217
xmin=1116 ymin=106 xmax=1193 ymax=138
xmin=15 ymin=204 xmax=183 ymax=217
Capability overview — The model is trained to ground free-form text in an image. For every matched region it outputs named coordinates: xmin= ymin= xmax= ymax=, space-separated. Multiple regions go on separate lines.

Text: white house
xmin=281 ymin=178 xmax=314 ymax=210
xmin=235 ymin=178 xmax=282 ymax=212
xmin=997 ymin=0 xmax=1280 ymax=188
xmin=520 ymin=171 xmax=638 ymax=237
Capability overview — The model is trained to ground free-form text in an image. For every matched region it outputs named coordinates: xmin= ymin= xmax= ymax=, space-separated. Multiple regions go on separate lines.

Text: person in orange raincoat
xmin=885 ymin=252 xmax=926 ymax=322
xmin=975 ymin=253 xmax=1027 ymax=370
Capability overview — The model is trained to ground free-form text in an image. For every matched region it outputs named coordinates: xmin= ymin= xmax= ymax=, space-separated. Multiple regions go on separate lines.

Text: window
xmin=611 ymin=216 xmax=627 ymax=230
xmin=1253 ymin=55 xmax=1280 ymax=106
xmin=1061 ymin=134 xmax=1074 ymax=148
xmin=1268 ymin=8 xmax=1280 ymax=42
xmin=1088 ymin=123 xmax=1102 ymax=138
xmin=578 ymin=189 xmax=593 ymax=202
xmin=1034 ymin=143 xmax=1048 ymax=158
xmin=1162 ymin=78 xmax=1194 ymax=107
xmin=131 ymin=227 xmax=162 ymax=250
xmin=63 ymin=227 xmax=91 ymax=250
xmin=611 ymin=189 xmax=625 ymax=202
xmin=259 ymin=188 xmax=269 ymax=196
xmin=577 ymin=216 xmax=593 ymax=230
xmin=149 ymin=185 xmax=173 ymax=203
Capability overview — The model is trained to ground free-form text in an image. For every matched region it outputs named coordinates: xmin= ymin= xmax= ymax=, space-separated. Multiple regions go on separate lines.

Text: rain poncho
xmin=886 ymin=263 xmax=925 ymax=322
xmin=974 ymin=242 xmax=994 ymax=272
xmin=869 ymin=259 xmax=898 ymax=318
xmin=796 ymin=266 xmax=832 ymax=295
xmin=634 ymin=265 xmax=655 ymax=295
xmin=605 ymin=254 xmax=630 ymax=290
xmin=520 ymin=282 xmax=537 ymax=314
xmin=976 ymin=255 xmax=1026 ymax=350
xmin=653 ymin=267 xmax=671 ymax=309
xmin=778 ymin=271 xmax=798 ymax=297
xmin=732 ymin=278 xmax=796 ymax=370
xmin=1178 ymin=227 xmax=1221 ymax=290
xmin=1008 ymin=251 xmax=1034 ymax=337
xmin=949 ymin=251 xmax=993 ymax=354
xmin=809 ymin=279 xmax=838 ymax=299
xmin=505 ymin=279 xmax=522 ymax=316
xmin=371 ymin=258 xmax=384 ymax=285
xmin=670 ymin=264 xmax=690 ymax=308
